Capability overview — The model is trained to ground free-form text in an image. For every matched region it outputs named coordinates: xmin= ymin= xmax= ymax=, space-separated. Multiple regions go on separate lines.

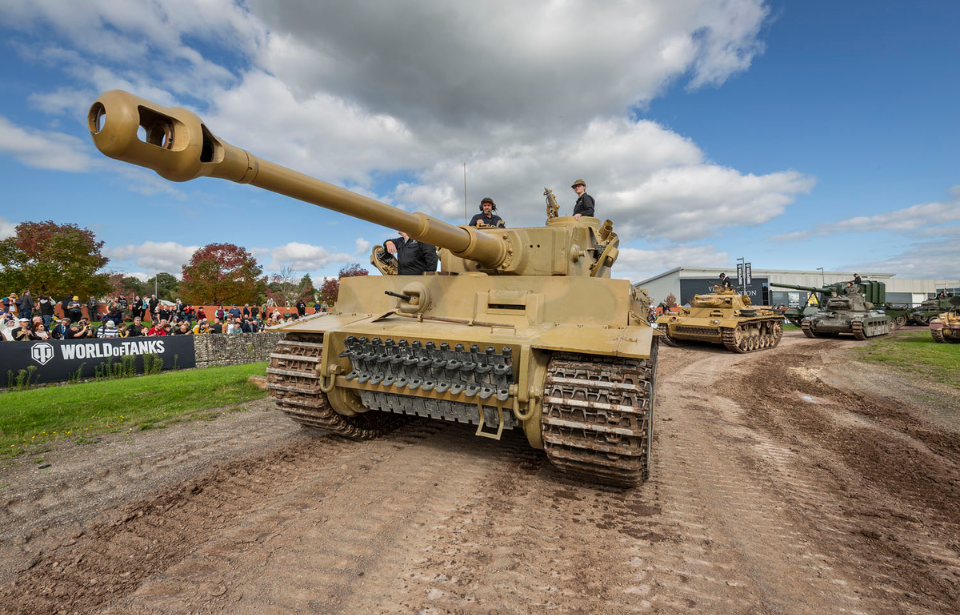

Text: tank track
xmin=266 ymin=333 xmax=405 ymax=439
xmin=801 ymin=320 xmax=815 ymax=338
xmin=852 ymin=319 xmax=891 ymax=340
xmin=931 ymin=327 xmax=946 ymax=343
xmin=541 ymin=345 xmax=657 ymax=488
xmin=720 ymin=320 xmax=783 ymax=353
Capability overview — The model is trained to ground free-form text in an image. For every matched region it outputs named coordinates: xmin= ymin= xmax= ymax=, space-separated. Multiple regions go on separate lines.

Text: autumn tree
xmin=0 ymin=221 xmax=111 ymax=298
xmin=318 ymin=263 xmax=368 ymax=306
xmin=178 ymin=243 xmax=266 ymax=305
xmin=109 ymin=273 xmax=148 ymax=300
xmin=144 ymin=272 xmax=179 ymax=301
xmin=664 ymin=293 xmax=678 ymax=308
xmin=266 ymin=267 xmax=315 ymax=306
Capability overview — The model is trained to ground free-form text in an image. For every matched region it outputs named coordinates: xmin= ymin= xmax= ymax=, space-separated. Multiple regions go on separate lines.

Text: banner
xmin=0 ymin=336 xmax=196 ymax=387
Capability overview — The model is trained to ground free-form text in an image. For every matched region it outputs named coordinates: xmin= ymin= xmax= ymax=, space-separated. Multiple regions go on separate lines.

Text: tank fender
xmin=528 ymin=324 xmax=655 ymax=360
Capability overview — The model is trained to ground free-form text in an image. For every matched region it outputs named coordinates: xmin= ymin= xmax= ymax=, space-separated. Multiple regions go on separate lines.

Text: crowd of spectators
xmin=1 ymin=291 xmax=326 ymax=342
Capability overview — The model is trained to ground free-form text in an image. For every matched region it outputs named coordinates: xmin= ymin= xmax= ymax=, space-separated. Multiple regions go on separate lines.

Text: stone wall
xmin=193 ymin=332 xmax=284 ymax=368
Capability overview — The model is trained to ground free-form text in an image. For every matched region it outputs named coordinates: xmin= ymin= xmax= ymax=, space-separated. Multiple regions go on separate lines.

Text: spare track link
xmin=801 ymin=320 xmax=816 ymax=339
xmin=541 ymin=347 xmax=657 ymax=488
xmin=721 ymin=320 xmax=783 ymax=353
xmin=266 ymin=333 xmax=403 ymax=440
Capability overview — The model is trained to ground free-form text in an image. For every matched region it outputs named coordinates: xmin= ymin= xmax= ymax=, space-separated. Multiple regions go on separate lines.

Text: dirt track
xmin=2 ymin=331 xmax=959 ymax=614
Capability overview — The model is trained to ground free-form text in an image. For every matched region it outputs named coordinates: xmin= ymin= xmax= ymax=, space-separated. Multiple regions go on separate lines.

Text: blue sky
xmin=1 ymin=1 xmax=957 ymax=285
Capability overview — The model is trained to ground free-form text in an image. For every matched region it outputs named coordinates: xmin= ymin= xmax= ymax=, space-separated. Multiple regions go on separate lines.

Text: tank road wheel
xmin=267 ymin=333 xmax=405 ymax=440
xmin=894 ymin=315 xmax=907 ymax=329
xmin=541 ymin=346 xmax=657 ymax=488
xmin=771 ymin=320 xmax=784 ymax=348
xmin=931 ymin=327 xmax=946 ymax=344
xmin=801 ymin=320 xmax=816 ymax=339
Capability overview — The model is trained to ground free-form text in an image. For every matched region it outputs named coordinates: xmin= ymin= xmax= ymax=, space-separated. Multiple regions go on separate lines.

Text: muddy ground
xmin=1 ymin=330 xmax=958 ymax=614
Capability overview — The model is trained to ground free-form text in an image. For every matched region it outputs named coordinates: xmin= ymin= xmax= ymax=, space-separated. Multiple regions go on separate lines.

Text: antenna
xmin=463 ymin=162 xmax=467 ymax=224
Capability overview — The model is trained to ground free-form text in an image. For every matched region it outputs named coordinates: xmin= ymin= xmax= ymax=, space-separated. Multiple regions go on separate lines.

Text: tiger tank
xmin=87 ymin=90 xmax=658 ymax=488
xmin=798 ymin=283 xmax=891 ymax=339
xmin=930 ymin=296 xmax=960 ymax=343
xmin=656 ymin=286 xmax=783 ymax=353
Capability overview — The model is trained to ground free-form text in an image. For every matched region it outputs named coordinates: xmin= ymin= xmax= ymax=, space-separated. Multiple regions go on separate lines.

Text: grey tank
xmin=801 ymin=284 xmax=891 ymax=340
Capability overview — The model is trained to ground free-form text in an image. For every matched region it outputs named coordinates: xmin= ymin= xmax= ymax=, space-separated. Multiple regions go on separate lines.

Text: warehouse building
xmin=635 ymin=267 xmax=958 ymax=308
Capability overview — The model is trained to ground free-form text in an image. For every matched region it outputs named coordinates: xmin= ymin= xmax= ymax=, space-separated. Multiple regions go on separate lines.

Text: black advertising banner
xmin=0 ymin=336 xmax=196 ymax=387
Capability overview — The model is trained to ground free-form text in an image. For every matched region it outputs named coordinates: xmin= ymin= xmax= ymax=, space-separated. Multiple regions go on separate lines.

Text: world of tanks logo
xmin=31 ymin=342 xmax=55 ymax=366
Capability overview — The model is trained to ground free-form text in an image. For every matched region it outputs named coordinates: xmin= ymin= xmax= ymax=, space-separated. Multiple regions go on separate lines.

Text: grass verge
xmin=857 ymin=330 xmax=960 ymax=389
xmin=1 ymin=362 xmax=268 ymax=457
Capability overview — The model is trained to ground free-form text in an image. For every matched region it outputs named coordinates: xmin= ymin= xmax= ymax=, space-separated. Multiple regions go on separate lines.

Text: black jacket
xmin=38 ymin=296 xmax=55 ymax=316
xmin=468 ymin=213 xmax=506 ymax=228
xmin=573 ymin=193 xmax=595 ymax=217
xmin=384 ymin=237 xmax=439 ymax=276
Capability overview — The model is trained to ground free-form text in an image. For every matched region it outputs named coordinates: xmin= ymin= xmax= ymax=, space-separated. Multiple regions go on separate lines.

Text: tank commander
xmin=469 ymin=197 xmax=506 ymax=228
xmin=853 ymin=273 xmax=862 ymax=285
xmin=571 ymin=179 xmax=595 ymax=220
xmin=384 ymin=232 xmax=439 ymax=275
xmin=718 ymin=273 xmax=733 ymax=289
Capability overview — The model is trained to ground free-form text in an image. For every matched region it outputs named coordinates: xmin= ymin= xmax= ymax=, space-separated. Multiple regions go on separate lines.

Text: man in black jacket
xmin=571 ymin=179 xmax=595 ymax=220
xmin=38 ymin=294 xmax=55 ymax=329
xmin=384 ymin=232 xmax=438 ymax=275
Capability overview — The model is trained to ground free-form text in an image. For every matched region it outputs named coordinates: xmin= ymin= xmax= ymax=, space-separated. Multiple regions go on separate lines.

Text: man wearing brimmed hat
xmin=571 ymin=179 xmax=595 ymax=220
xmin=469 ymin=197 xmax=506 ymax=228
xmin=97 ymin=319 xmax=120 ymax=338
xmin=14 ymin=318 xmax=39 ymax=341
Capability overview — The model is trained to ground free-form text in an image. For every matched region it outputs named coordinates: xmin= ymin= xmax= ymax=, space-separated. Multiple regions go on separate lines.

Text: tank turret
xmin=87 ymin=90 xmax=656 ymax=488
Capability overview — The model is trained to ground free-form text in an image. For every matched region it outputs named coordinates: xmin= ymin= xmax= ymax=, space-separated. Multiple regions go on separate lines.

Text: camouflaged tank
xmin=656 ymin=286 xmax=783 ymax=353
xmin=88 ymin=90 xmax=658 ymax=488
xmin=910 ymin=295 xmax=959 ymax=325
xmin=930 ymin=296 xmax=960 ymax=344
xmin=800 ymin=283 xmax=891 ymax=339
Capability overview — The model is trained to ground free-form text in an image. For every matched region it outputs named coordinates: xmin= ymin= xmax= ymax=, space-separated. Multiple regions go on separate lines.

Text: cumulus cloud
xmin=105 ymin=241 xmax=199 ymax=274
xmin=0 ymin=216 xmax=17 ymax=239
xmin=616 ymin=244 xmax=731 ymax=282
xmin=845 ymin=239 xmax=960 ymax=281
xmin=4 ymin=0 xmax=808 ymax=246
xmin=267 ymin=242 xmax=353 ymax=271
xmin=355 ymin=238 xmax=371 ymax=255
xmin=0 ymin=116 xmax=93 ymax=172
xmin=774 ymin=198 xmax=960 ymax=241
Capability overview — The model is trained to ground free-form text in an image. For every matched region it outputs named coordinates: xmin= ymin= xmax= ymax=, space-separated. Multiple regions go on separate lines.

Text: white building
xmin=635 ymin=267 xmax=958 ymax=308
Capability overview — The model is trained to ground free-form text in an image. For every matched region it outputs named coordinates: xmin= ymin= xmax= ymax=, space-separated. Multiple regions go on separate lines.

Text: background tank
xmin=771 ymin=280 xmax=910 ymax=328
xmin=910 ymin=295 xmax=958 ymax=325
xmin=656 ymin=286 xmax=783 ymax=353
xmin=795 ymin=283 xmax=891 ymax=339
xmin=930 ymin=296 xmax=960 ymax=344
xmin=87 ymin=91 xmax=657 ymax=488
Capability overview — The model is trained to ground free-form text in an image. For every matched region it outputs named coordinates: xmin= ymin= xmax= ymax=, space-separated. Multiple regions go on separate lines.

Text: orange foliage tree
xmin=178 ymin=243 xmax=266 ymax=305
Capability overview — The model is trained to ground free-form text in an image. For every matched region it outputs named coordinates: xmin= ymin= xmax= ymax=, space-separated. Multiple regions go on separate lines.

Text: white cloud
xmin=0 ymin=217 xmax=16 ymax=239
xmin=0 ymin=116 xmax=93 ymax=172
xmin=355 ymin=238 xmax=371 ymax=255
xmin=846 ymin=239 xmax=960 ymax=281
xmin=105 ymin=241 xmax=199 ymax=274
xmin=617 ymin=244 xmax=730 ymax=282
xmin=267 ymin=242 xmax=353 ymax=271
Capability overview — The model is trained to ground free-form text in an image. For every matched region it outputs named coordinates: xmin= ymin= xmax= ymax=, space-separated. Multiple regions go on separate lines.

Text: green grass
xmin=783 ymin=323 xmax=800 ymax=331
xmin=857 ymin=330 xmax=960 ymax=389
xmin=0 ymin=362 xmax=268 ymax=457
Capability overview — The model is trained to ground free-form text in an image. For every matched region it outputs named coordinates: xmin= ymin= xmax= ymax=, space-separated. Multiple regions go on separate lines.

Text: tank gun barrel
xmin=87 ymin=90 xmax=506 ymax=269
xmin=769 ymin=282 xmax=836 ymax=295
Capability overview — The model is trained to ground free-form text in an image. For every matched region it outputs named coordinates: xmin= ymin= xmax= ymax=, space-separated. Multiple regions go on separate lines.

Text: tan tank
xmin=656 ymin=286 xmax=783 ymax=352
xmin=930 ymin=296 xmax=960 ymax=344
xmin=87 ymin=90 xmax=658 ymax=488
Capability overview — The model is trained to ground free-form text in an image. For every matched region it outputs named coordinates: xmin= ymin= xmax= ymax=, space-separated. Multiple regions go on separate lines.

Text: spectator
xmin=147 ymin=320 xmax=167 ymax=336
xmin=296 ymin=299 xmax=306 ymax=317
xmin=97 ymin=320 xmax=120 ymax=338
xmin=67 ymin=296 xmax=84 ymax=322
xmin=250 ymin=304 xmax=260 ymax=320
xmin=51 ymin=318 xmax=70 ymax=340
xmin=34 ymin=322 xmax=50 ymax=340
xmin=215 ymin=306 xmax=225 ymax=321
xmin=117 ymin=322 xmax=129 ymax=337
xmin=61 ymin=294 xmax=71 ymax=318
xmin=0 ymin=314 xmax=17 ymax=341
xmin=3 ymin=293 xmax=18 ymax=317
xmin=86 ymin=295 xmax=99 ymax=321
xmin=65 ymin=320 xmax=90 ymax=339
xmin=209 ymin=318 xmax=223 ymax=334
xmin=14 ymin=318 xmax=38 ymax=341
xmin=174 ymin=321 xmax=194 ymax=335
xmin=128 ymin=316 xmax=144 ymax=337
xmin=197 ymin=307 xmax=207 ymax=321
xmin=148 ymin=295 xmax=159 ymax=321
xmin=77 ymin=319 xmax=96 ymax=339
xmin=313 ymin=299 xmax=322 ymax=313
xmin=18 ymin=290 xmax=34 ymax=320
xmin=242 ymin=304 xmax=251 ymax=318
xmin=229 ymin=304 xmax=241 ymax=319
xmin=38 ymin=294 xmax=55 ymax=329
xmin=131 ymin=295 xmax=143 ymax=320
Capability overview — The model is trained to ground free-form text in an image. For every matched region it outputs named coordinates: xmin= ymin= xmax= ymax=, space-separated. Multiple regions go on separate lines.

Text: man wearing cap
xmin=67 ymin=296 xmax=84 ymax=322
xmin=97 ymin=320 xmax=120 ymax=338
xmin=383 ymin=232 xmax=439 ymax=276
xmin=469 ymin=198 xmax=506 ymax=228
xmin=571 ymin=179 xmax=595 ymax=220
xmin=14 ymin=318 xmax=39 ymax=341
